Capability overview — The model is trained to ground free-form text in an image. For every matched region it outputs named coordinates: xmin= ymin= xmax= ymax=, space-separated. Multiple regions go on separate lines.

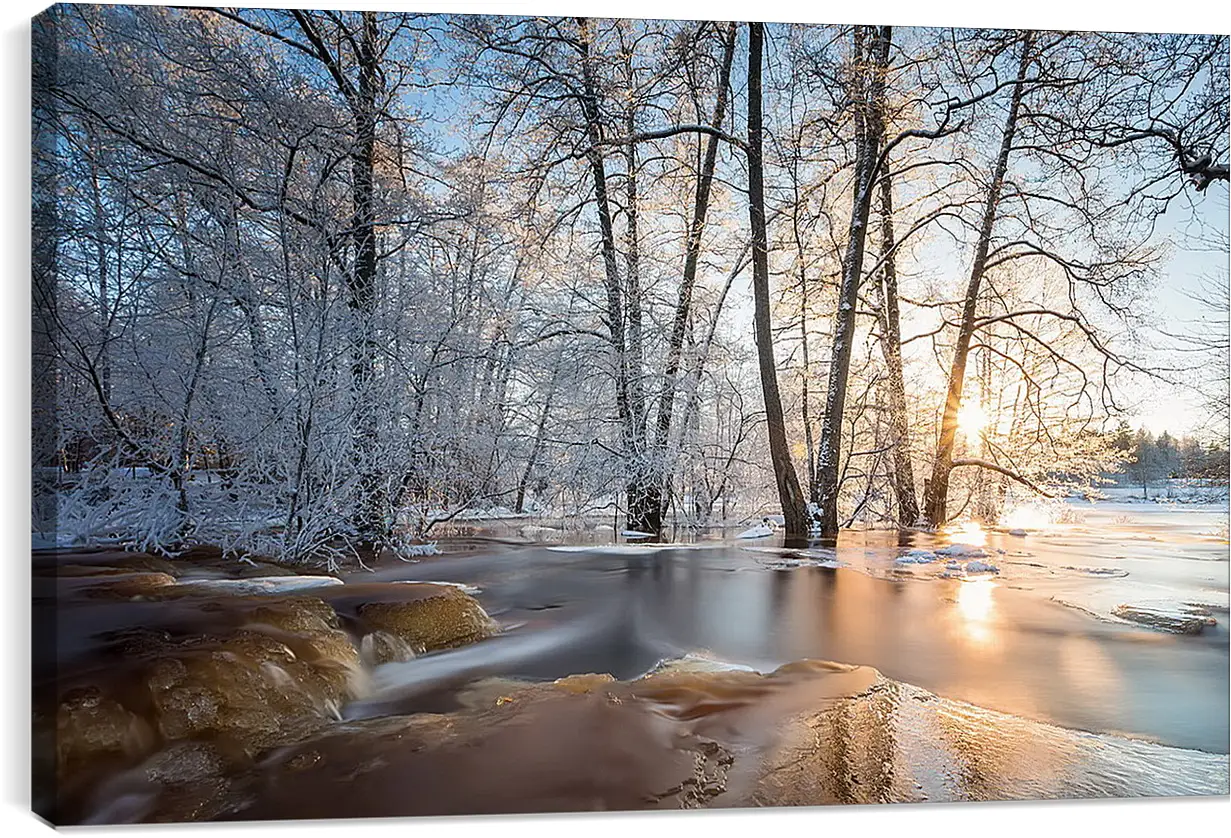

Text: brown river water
xmin=32 ymin=503 xmax=1230 ymax=823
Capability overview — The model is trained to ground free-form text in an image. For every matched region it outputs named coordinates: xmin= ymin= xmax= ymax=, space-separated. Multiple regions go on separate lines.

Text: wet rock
xmin=353 ymin=586 xmax=498 ymax=653
xmin=37 ymin=553 xmax=180 ymax=578
xmin=1179 ymin=604 xmax=1220 ymax=627
xmin=552 ymin=673 xmax=617 ymax=694
xmin=66 ymin=657 xmax=1231 ymax=823
xmin=146 ymin=646 xmax=325 ymax=749
xmin=83 ymin=741 xmax=251 ymax=825
xmin=247 ymin=596 xmax=342 ymax=635
xmin=63 ymin=572 xmax=178 ymax=599
xmin=1112 ymin=604 xmax=1208 ymax=635
xmin=143 ymin=740 xmax=231 ymax=785
xmin=55 ymin=686 xmax=155 ymax=781
xmin=90 ymin=601 xmax=365 ymax=756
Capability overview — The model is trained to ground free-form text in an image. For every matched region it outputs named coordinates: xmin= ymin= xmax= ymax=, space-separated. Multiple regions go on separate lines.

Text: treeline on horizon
xmin=1110 ymin=424 xmax=1230 ymax=487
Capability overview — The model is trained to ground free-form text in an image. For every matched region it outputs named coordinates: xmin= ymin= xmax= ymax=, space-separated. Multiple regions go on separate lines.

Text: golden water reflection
xmin=955 ymin=577 xmax=997 ymax=648
xmin=948 ymin=520 xmax=988 ymax=547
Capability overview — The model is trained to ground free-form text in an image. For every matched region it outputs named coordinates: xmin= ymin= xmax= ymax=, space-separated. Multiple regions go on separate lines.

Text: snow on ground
xmin=547 ymin=543 xmax=718 ymax=555
xmin=1100 ymin=480 xmax=1230 ymax=506
xmin=391 ymin=580 xmax=483 ymax=596
xmin=397 ymin=543 xmax=440 ymax=558
xmin=519 ymin=525 xmax=563 ymax=539
xmin=32 ymin=532 xmax=79 ymax=550
xmin=737 ymin=523 xmax=774 ymax=539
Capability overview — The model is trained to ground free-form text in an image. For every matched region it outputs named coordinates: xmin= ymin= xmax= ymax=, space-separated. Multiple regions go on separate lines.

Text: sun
xmin=957 ymin=402 xmax=990 ymax=437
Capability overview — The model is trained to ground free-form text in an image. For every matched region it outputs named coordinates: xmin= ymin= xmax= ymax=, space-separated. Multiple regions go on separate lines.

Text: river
xmin=34 ymin=498 xmax=1230 ymax=822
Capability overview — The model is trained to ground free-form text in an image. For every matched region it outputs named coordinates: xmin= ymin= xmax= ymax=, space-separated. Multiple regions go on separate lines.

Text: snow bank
xmin=177 ymin=576 xmax=343 ymax=595
xmin=737 ymin=523 xmax=774 ymax=539
xmin=520 ymin=525 xmax=562 ymax=539
xmin=397 ymin=542 xmax=441 ymax=558
xmin=549 ymin=544 xmax=664 ymax=555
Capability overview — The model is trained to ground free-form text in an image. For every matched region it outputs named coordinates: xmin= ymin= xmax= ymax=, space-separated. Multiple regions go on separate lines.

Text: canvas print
xmin=31 ymin=3 xmax=1230 ymax=825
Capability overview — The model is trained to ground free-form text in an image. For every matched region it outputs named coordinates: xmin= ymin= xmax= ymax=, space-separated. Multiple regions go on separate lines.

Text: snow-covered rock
xmin=737 ymin=523 xmax=774 ymax=539
xmin=1112 ymin=604 xmax=1211 ymax=635
xmin=964 ymin=560 xmax=1000 ymax=575
xmin=1064 ymin=565 xmax=1129 ymax=578
xmin=1008 ymin=528 xmax=1028 ymax=537
xmin=936 ymin=543 xmax=989 ymax=558
xmin=895 ymin=549 xmax=939 ymax=565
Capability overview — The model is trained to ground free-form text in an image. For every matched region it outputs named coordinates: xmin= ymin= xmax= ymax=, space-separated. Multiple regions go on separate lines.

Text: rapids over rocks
xmin=32 ymin=502 xmax=1230 ymax=823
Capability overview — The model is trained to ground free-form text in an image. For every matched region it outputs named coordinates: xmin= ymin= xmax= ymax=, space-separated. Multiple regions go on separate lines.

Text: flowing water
xmin=351 ymin=504 xmax=1230 ymax=753
xmin=35 ymin=500 xmax=1230 ymax=822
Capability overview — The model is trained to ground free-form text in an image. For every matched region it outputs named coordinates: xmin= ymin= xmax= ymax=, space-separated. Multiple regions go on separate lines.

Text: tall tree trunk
xmin=922 ymin=32 xmax=1034 ymax=526
xmin=747 ymin=21 xmax=808 ymax=537
xmin=621 ymin=35 xmax=655 ymax=532
xmin=576 ymin=18 xmax=640 ymax=530
xmin=32 ymin=6 xmax=60 ymax=551
xmin=792 ymin=175 xmax=817 ymax=501
xmin=515 ymin=351 xmax=563 ymax=514
xmin=349 ymin=11 xmax=384 ymax=543
xmin=874 ymin=164 xmax=920 ymax=525
xmin=643 ymin=20 xmax=739 ymax=534
xmin=816 ymin=25 xmax=892 ymax=536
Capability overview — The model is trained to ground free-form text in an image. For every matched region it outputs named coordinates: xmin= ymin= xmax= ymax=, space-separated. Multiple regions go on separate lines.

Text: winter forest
xmin=32 ymin=6 xmax=1231 ymax=564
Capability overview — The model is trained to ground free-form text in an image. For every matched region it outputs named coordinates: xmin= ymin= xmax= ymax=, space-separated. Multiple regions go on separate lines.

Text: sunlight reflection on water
xmin=956 ymin=577 xmax=996 ymax=648
xmin=949 ymin=520 xmax=988 ymax=547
